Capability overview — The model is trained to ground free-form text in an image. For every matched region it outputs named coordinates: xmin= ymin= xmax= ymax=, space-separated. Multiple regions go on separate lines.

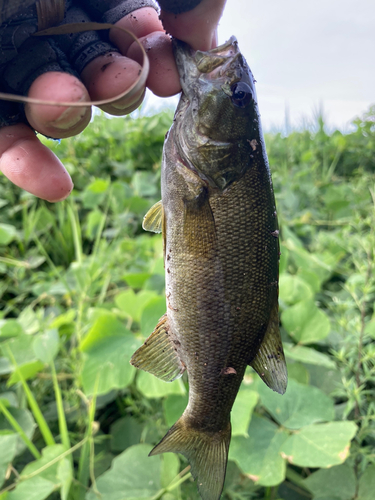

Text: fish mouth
xmin=173 ymin=36 xmax=246 ymax=94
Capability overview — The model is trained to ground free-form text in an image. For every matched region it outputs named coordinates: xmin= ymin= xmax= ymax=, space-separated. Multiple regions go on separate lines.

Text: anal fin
xmin=250 ymin=300 xmax=288 ymax=394
xmin=130 ymin=314 xmax=185 ymax=382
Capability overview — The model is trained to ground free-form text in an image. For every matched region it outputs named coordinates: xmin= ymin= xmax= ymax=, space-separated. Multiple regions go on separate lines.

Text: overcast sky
xmin=147 ymin=0 xmax=375 ymax=131
xmin=217 ymin=0 xmax=375 ymax=130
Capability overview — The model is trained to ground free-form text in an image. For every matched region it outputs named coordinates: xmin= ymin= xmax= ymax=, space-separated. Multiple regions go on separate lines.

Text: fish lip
xmin=172 ymin=36 xmax=244 ymax=95
xmin=172 ymin=36 xmax=238 ymax=63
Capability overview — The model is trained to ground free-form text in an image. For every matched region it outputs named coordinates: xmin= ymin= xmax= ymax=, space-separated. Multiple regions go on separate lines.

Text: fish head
xmin=172 ymin=36 xmax=266 ymax=190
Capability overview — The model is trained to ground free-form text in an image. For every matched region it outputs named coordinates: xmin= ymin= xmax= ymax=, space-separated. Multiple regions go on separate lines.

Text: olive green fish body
xmin=132 ymin=37 xmax=287 ymax=500
xmin=162 ymin=139 xmax=278 ymax=429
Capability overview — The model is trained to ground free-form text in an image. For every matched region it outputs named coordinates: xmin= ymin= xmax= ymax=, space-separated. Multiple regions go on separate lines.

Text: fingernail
xmin=51 ymin=106 xmax=88 ymax=130
xmin=106 ymin=90 xmax=146 ymax=114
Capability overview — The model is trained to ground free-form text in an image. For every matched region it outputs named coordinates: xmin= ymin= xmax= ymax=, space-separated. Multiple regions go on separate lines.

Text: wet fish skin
xmin=131 ymin=36 xmax=287 ymax=500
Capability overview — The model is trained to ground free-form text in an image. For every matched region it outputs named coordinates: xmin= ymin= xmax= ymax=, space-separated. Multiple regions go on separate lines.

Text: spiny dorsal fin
xmin=250 ymin=300 xmax=288 ymax=394
xmin=130 ymin=314 xmax=185 ymax=382
xmin=143 ymin=200 xmax=163 ymax=233
xmin=150 ymin=417 xmax=231 ymax=500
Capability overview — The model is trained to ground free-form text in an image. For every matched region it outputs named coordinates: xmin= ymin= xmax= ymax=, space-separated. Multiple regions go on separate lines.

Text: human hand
xmin=0 ymin=0 xmax=226 ymax=202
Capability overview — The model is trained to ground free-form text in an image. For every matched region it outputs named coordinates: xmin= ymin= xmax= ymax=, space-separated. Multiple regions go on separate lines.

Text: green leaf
xmin=163 ymin=394 xmax=189 ymax=428
xmin=21 ymin=444 xmax=66 ymax=483
xmin=303 ymin=463 xmax=356 ymax=500
xmin=229 ymin=415 xmax=288 ymax=487
xmin=17 ymin=307 xmax=40 ymax=335
xmin=7 ymin=477 xmax=56 ymax=500
xmin=288 ymin=245 xmax=333 ymax=290
xmin=0 ymin=392 xmax=18 ymax=407
xmin=114 ymin=289 xmax=158 ymax=322
xmin=287 ymin=362 xmax=310 ymax=384
xmin=306 ymin=364 xmax=342 ymax=396
xmin=110 ymin=417 xmax=143 ymax=452
xmin=258 ymin=379 xmax=334 ymax=429
xmin=80 ymin=312 xmax=140 ymax=395
xmin=357 ymin=464 xmax=375 ymax=500
xmin=33 ymin=330 xmax=59 ymax=363
xmin=85 ymin=209 xmax=104 ymax=240
xmin=80 ymin=311 xmax=131 ymax=351
xmin=1 ymin=335 xmax=37 ymax=367
xmin=280 ymin=421 xmax=357 ymax=468
xmin=0 ymin=408 xmax=36 ymax=455
xmin=297 ymin=268 xmax=322 ymax=293
xmin=231 ymin=388 xmax=258 ymax=437
xmin=282 ymin=298 xmax=331 ymax=344
xmin=161 ymin=453 xmax=180 ymax=489
xmin=279 ymin=274 xmax=313 ymax=305
xmin=313 ymin=497 xmax=341 ymax=500
xmin=364 ymin=318 xmax=375 ymax=339
xmin=0 ymin=320 xmax=24 ymax=340
xmin=15 ymin=444 xmax=73 ymax=500
xmin=123 ymin=272 xmax=152 ymax=289
xmin=86 ymin=444 xmax=162 ymax=500
xmin=0 ymin=358 xmax=12 ymax=376
xmin=82 ymin=178 xmax=110 ymax=208
xmin=137 ymin=371 xmax=186 ymax=399
xmin=132 ymin=172 xmax=158 ymax=198
xmin=57 ymin=458 xmax=73 ymax=500
xmin=278 ymin=243 xmax=289 ymax=275
xmin=140 ymin=297 xmax=166 ymax=337
xmin=0 ymin=432 xmax=18 ymax=487
xmin=283 ymin=343 xmax=336 ymax=368
xmin=124 ymin=196 xmax=151 ymax=215
xmin=49 ymin=310 xmax=76 ymax=329
xmin=0 ymin=224 xmax=17 ymax=245
xmin=7 ymin=361 xmax=44 ymax=386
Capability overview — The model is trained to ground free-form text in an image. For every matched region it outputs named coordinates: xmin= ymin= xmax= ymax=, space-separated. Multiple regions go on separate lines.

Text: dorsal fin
xmin=143 ymin=200 xmax=163 ymax=233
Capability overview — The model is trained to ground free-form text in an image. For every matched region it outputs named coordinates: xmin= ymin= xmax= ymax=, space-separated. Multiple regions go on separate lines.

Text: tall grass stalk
xmin=0 ymin=399 xmax=41 ymax=459
xmin=5 ymin=345 xmax=55 ymax=447
xmin=51 ymin=361 xmax=71 ymax=455
xmin=68 ymin=203 xmax=83 ymax=265
xmin=76 ymin=378 xmax=99 ymax=500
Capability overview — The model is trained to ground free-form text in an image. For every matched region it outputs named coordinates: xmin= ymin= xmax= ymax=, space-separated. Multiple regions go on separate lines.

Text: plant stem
xmin=151 ymin=466 xmax=192 ymax=500
xmin=77 ymin=376 xmax=99 ymax=500
xmin=0 ymin=400 xmax=41 ymax=459
xmin=51 ymin=361 xmax=71 ymax=455
xmin=68 ymin=203 xmax=83 ymax=265
xmin=0 ymin=437 xmax=89 ymax=496
xmin=5 ymin=345 xmax=55 ymax=447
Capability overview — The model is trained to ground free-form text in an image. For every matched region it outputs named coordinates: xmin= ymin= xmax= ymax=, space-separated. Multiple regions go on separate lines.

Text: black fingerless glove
xmin=0 ymin=0 xmax=156 ymax=127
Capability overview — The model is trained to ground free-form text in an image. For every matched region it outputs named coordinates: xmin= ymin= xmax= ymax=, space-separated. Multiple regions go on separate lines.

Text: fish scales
xmin=132 ymin=36 xmax=287 ymax=500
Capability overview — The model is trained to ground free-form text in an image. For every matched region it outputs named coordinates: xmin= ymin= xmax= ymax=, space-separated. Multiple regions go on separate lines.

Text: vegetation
xmin=0 ymin=105 xmax=374 ymax=500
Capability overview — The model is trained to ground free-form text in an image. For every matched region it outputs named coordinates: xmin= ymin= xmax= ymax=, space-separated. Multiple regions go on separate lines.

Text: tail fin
xmin=150 ymin=416 xmax=231 ymax=500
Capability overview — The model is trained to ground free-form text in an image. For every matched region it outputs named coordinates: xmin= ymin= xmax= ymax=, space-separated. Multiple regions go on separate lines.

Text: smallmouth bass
xmin=131 ymin=36 xmax=287 ymax=500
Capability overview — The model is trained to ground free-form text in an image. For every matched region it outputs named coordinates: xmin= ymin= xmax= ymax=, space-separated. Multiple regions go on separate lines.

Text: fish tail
xmin=150 ymin=416 xmax=231 ymax=500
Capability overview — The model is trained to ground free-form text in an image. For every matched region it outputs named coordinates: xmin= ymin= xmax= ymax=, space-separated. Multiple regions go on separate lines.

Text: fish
xmin=131 ymin=36 xmax=287 ymax=500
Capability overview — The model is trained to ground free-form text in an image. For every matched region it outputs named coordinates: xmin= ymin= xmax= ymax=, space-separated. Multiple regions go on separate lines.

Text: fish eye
xmin=230 ymin=82 xmax=252 ymax=108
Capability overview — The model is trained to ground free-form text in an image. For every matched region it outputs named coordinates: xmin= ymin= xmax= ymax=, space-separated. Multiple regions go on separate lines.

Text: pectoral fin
xmin=250 ymin=300 xmax=287 ymax=394
xmin=183 ymin=187 xmax=217 ymax=258
xmin=143 ymin=200 xmax=163 ymax=233
xmin=130 ymin=314 xmax=185 ymax=382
